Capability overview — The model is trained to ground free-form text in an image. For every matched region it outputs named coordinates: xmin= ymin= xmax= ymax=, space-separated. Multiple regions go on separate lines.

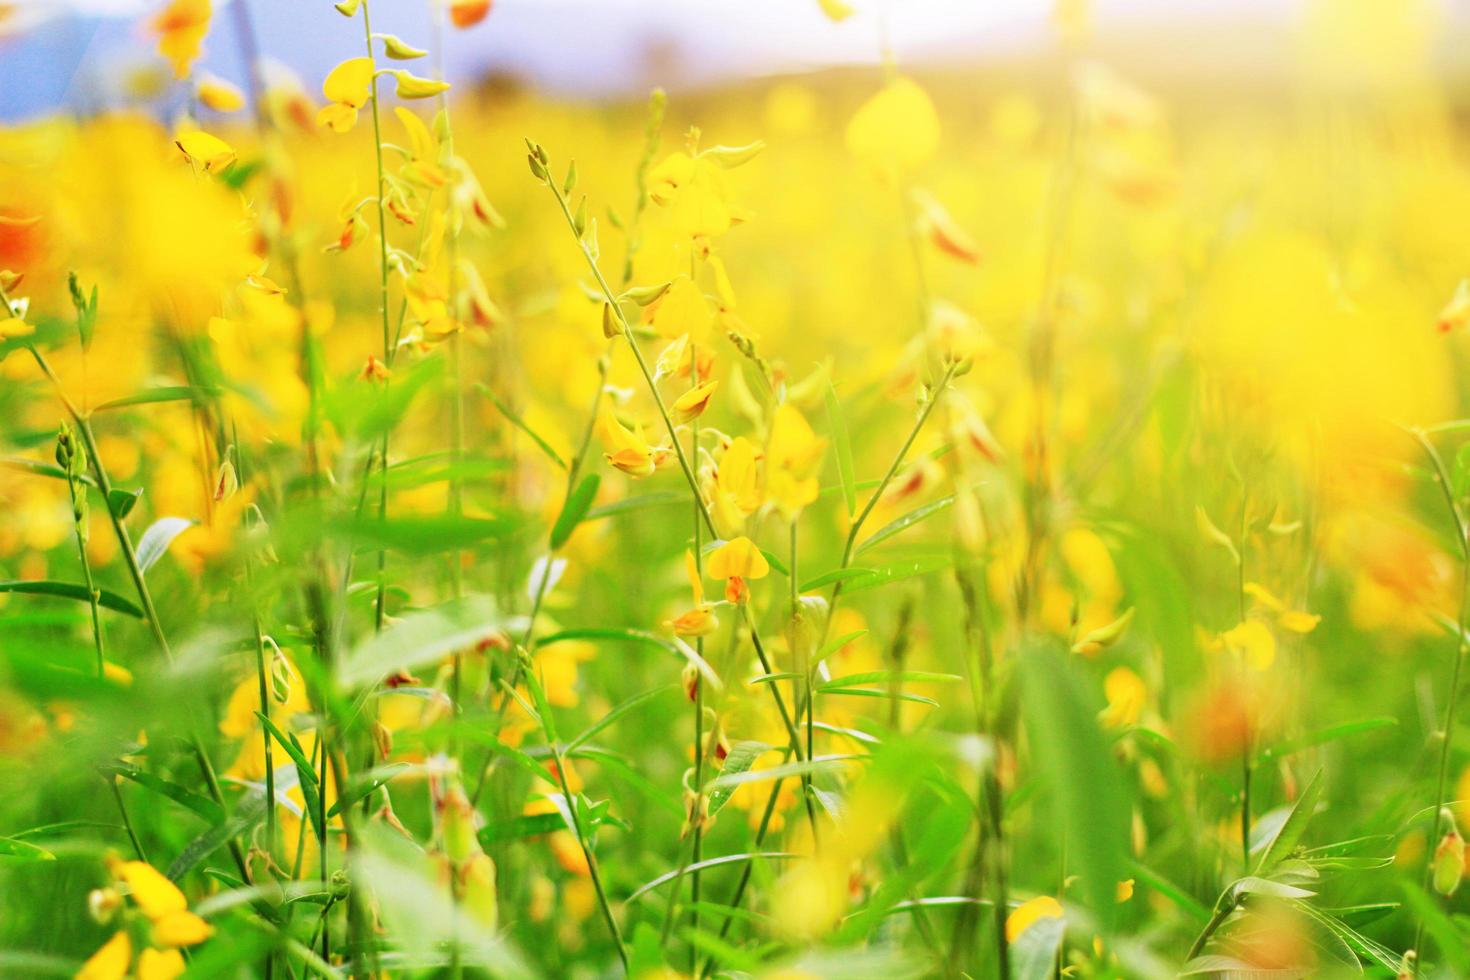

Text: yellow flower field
xmin=3 ymin=0 xmax=1470 ymax=977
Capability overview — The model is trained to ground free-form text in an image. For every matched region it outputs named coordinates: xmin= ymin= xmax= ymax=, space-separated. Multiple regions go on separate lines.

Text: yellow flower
xmin=1005 ymin=895 xmax=1064 ymax=943
xmin=668 ymin=549 xmax=720 ymax=637
xmin=393 ymin=71 xmax=451 ymax=100
xmin=195 ymin=72 xmax=244 ymax=112
xmin=317 ymin=57 xmax=375 ymax=133
xmin=76 ymin=930 xmax=131 ymax=980
xmin=150 ymin=909 xmax=213 ymax=948
xmin=709 ymin=436 xmax=763 ymax=535
xmin=150 ymin=0 xmax=211 ymax=79
xmin=648 ymin=152 xmax=734 ymax=240
xmin=0 ymin=316 xmax=35 ymax=339
xmin=396 ymin=107 xmax=446 ymax=187
xmin=706 ymin=536 xmax=770 ymax=581
xmin=1243 ymin=582 xmax=1321 ymax=635
xmin=117 ymin=860 xmax=187 ymax=919
xmin=845 ymin=77 xmax=940 ymax=182
xmin=1222 ymin=619 xmax=1277 ymax=672
xmin=596 ymin=405 xmax=670 ymax=478
xmin=1099 ymin=666 xmax=1145 ymax=729
xmin=651 ymin=276 xmax=713 ymax=339
xmin=766 ymin=404 xmax=825 ymax=519
xmin=136 ymin=948 xmax=186 ymax=980
xmin=671 ymin=380 xmax=718 ymax=423
xmin=1438 ymin=280 xmax=1470 ymax=333
xmin=173 ymin=130 xmax=235 ymax=175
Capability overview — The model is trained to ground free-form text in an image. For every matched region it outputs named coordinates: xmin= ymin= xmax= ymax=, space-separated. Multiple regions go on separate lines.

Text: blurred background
xmin=3 ymin=0 xmax=1468 ymax=121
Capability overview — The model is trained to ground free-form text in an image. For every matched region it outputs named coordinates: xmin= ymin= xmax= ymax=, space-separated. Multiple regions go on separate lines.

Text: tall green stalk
xmin=1407 ymin=427 xmax=1470 ymax=973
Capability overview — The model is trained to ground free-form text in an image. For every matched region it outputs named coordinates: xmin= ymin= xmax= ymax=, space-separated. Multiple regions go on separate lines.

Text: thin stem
xmin=467 ymin=354 xmax=612 ymax=809
xmin=1407 ymin=427 xmax=1470 ymax=972
xmin=1238 ymin=484 xmax=1252 ymax=868
xmin=542 ymin=176 xmax=716 ymax=540
xmin=25 ymin=344 xmax=253 ymax=883
xmin=359 ymin=0 xmax=394 ymax=634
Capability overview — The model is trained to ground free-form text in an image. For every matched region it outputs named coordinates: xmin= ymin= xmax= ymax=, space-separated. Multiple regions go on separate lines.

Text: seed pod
xmin=1433 ymin=826 xmax=1465 ymax=896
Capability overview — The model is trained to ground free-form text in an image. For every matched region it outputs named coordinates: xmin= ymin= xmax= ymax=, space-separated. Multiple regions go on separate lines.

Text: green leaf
xmin=100 ymin=763 xmax=223 ymax=823
xmin=706 ymin=741 xmax=769 ymax=817
xmin=798 ymin=566 xmax=877 ymax=592
xmin=854 ymin=495 xmax=955 ymax=556
xmin=841 ymin=554 xmax=952 ymax=594
xmin=330 ymin=514 xmax=514 ymax=556
xmin=476 ymin=811 xmax=566 ymax=845
xmin=106 ymin=487 xmax=143 ymax=520
xmin=818 ymin=670 xmax=960 ymax=690
xmin=1128 ymin=861 xmax=1210 ymax=924
xmin=585 ymin=490 xmax=685 ymax=520
xmin=338 ymin=594 xmax=501 ymax=688
xmin=256 ymin=713 xmax=324 ymax=841
xmin=825 ymin=380 xmax=857 ymax=517
xmin=0 ymin=836 xmax=56 ymax=861
xmin=1020 ymin=643 xmax=1131 ymax=934
xmin=549 ymin=473 xmax=600 ymax=550
xmin=1 ymin=455 xmax=96 ymax=487
xmin=1253 ymin=768 xmax=1323 ymax=875
xmin=565 ymin=683 xmax=678 ymax=753
xmin=92 ymin=386 xmax=214 ymax=413
xmin=476 ymin=383 xmax=566 ymax=469
xmin=626 ymin=852 xmax=799 ymax=903
xmin=328 ymin=763 xmax=410 ymax=817
xmin=535 ymin=627 xmax=679 ymax=655
xmin=1255 ymin=719 xmax=1397 ymax=763
xmin=1010 ymin=913 xmax=1064 ymax=980
xmin=1399 ymin=879 xmax=1470 ymax=974
xmin=0 ymin=580 xmax=142 ymax=618
xmin=815 ymin=628 xmax=869 ymax=660
xmin=135 ymin=516 xmax=194 ymax=574
xmin=819 ymin=687 xmax=938 ymax=707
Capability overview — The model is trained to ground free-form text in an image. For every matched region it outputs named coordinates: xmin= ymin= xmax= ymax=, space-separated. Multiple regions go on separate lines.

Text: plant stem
xmin=359 ymin=0 xmax=394 ymax=635
xmin=1408 ymin=427 xmax=1470 ymax=973
xmin=25 ymin=343 xmax=252 ymax=883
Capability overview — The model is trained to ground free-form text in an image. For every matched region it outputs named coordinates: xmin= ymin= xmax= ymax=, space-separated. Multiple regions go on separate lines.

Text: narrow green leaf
xmin=854 ymin=495 xmax=955 ymax=556
xmin=100 ymin=763 xmax=223 ymax=823
xmin=0 ymin=580 xmax=143 ymax=618
xmin=0 ymin=836 xmax=56 ymax=861
xmin=549 ymin=473 xmax=600 ymax=550
xmin=825 ymin=380 xmax=857 ymax=517
xmin=328 ymin=763 xmax=410 ymax=817
xmin=565 ymin=683 xmax=678 ymax=753
xmin=476 ymin=811 xmax=565 ymax=845
xmin=819 ymin=670 xmax=960 ymax=690
xmin=840 ymin=554 xmax=952 ymax=594
xmin=798 ymin=566 xmax=877 ymax=592
xmin=93 ymin=386 xmax=213 ymax=413
xmin=1020 ymin=643 xmax=1131 ymax=934
xmin=1256 ymin=719 xmax=1397 ymax=763
xmin=626 ymin=852 xmax=799 ymax=903
xmin=476 ymin=383 xmax=566 ymax=469
xmin=256 ymin=713 xmax=324 ymax=840
xmin=1253 ymin=769 xmax=1323 ymax=875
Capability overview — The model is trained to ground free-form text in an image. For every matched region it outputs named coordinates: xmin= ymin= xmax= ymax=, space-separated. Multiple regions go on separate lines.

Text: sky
xmin=0 ymin=0 xmax=1446 ymax=121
